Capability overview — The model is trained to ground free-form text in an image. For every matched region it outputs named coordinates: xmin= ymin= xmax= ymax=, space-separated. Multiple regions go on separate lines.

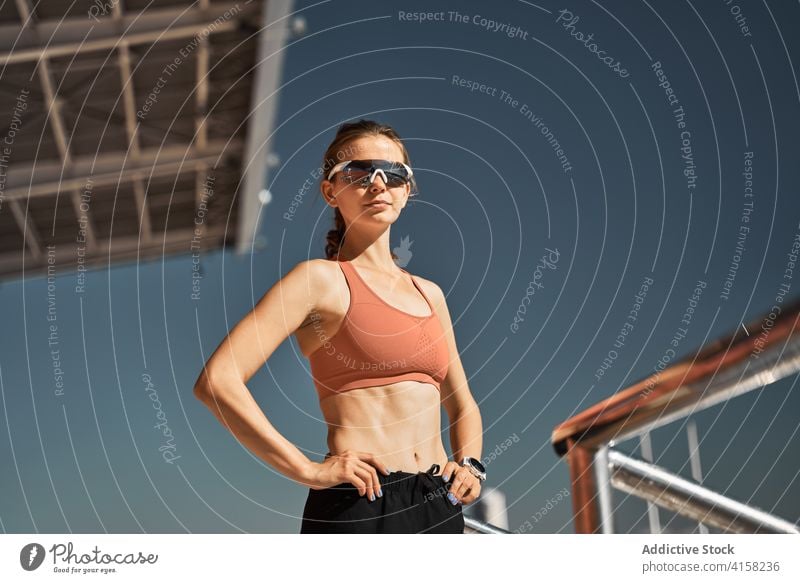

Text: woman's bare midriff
xmin=319 ymin=379 xmax=450 ymax=474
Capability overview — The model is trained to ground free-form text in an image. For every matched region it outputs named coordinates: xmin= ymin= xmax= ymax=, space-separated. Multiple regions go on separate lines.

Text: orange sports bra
xmin=307 ymin=260 xmax=450 ymax=401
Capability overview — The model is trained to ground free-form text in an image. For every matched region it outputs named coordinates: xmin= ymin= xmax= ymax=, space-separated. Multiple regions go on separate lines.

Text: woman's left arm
xmin=425 ymin=279 xmax=484 ymax=505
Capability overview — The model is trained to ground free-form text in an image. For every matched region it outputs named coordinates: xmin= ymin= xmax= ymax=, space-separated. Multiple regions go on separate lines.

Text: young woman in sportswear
xmin=193 ymin=119 xmax=484 ymax=533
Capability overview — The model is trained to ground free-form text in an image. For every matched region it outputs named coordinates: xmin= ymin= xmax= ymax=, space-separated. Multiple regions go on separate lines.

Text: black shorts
xmin=300 ymin=464 xmax=465 ymax=533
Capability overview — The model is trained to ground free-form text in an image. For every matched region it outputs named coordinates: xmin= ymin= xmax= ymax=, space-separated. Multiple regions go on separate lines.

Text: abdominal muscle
xmin=319 ymin=380 xmax=450 ymax=474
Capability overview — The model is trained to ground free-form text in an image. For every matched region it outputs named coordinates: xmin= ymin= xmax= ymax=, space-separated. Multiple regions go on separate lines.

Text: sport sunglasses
xmin=326 ymin=159 xmax=414 ymax=189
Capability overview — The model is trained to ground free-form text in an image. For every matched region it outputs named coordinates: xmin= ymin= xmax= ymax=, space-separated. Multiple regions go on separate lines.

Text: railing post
xmin=686 ymin=419 xmax=710 ymax=534
xmin=594 ymin=445 xmax=615 ymax=533
xmin=639 ymin=431 xmax=661 ymax=533
xmin=566 ymin=437 xmax=599 ymax=533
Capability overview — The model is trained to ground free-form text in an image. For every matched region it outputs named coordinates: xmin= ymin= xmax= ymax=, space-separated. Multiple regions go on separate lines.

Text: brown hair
xmin=320 ymin=119 xmax=417 ymax=260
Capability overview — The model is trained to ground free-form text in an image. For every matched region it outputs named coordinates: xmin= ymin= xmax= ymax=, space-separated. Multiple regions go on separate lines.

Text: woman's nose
xmin=369 ymin=174 xmax=387 ymax=190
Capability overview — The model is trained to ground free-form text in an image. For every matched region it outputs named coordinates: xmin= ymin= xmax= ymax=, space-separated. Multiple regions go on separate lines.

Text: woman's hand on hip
xmin=306 ymin=450 xmax=391 ymax=501
xmin=441 ymin=461 xmax=481 ymax=506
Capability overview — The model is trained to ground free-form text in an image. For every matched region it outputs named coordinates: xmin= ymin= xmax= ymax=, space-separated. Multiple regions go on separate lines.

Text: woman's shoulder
xmin=286 ymin=258 xmax=342 ymax=283
xmin=280 ymin=259 xmax=348 ymax=321
xmin=288 ymin=258 xmax=349 ymax=298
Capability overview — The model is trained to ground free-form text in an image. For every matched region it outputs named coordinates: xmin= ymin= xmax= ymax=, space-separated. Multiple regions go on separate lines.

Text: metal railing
xmin=551 ymin=296 xmax=800 ymax=533
xmin=607 ymin=449 xmax=798 ymax=533
xmin=464 ymin=516 xmax=512 ymax=534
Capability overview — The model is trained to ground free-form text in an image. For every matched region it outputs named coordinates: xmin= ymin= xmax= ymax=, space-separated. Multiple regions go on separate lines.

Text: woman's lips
xmin=366 ymin=201 xmax=390 ymax=208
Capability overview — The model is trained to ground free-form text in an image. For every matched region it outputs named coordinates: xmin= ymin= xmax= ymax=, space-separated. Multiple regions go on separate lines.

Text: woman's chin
xmin=355 ymin=212 xmax=400 ymax=225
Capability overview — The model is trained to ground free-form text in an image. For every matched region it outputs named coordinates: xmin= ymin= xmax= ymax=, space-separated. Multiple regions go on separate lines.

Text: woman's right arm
xmin=192 ymin=260 xmax=320 ymax=486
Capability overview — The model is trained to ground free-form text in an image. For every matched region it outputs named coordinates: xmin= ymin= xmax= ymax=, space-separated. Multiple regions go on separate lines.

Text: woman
xmin=193 ymin=119 xmax=484 ymax=533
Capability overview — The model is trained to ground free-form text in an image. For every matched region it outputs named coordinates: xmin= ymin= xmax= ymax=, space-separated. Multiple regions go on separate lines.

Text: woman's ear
xmin=321 ymin=180 xmax=337 ymax=207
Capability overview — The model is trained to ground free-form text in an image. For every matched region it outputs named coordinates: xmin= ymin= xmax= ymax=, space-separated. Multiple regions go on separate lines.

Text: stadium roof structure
xmin=0 ymin=0 xmax=293 ymax=282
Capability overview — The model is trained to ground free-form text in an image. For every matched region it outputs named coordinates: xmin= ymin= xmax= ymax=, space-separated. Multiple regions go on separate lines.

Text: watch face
xmin=469 ymin=457 xmax=486 ymax=473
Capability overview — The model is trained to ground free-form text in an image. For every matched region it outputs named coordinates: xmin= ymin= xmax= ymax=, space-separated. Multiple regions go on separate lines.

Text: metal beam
xmin=193 ymin=0 xmax=212 ymax=244
xmin=3 ymin=139 xmax=242 ymax=200
xmin=552 ymin=299 xmax=800 ymax=455
xmin=196 ymin=0 xmax=211 ymax=151
xmin=116 ymin=45 xmax=140 ymax=158
xmin=237 ymin=0 xmax=294 ymax=254
xmin=8 ymin=198 xmax=42 ymax=261
xmin=0 ymin=2 xmax=256 ymax=64
xmin=4 ymin=154 xmax=226 ymax=200
xmin=114 ymin=0 xmax=156 ymax=247
xmin=593 ymin=445 xmax=614 ymax=534
xmin=0 ymin=226 xmax=229 ymax=280
xmin=591 ymin=333 xmax=800 ymax=449
xmin=132 ymin=180 xmax=153 ymax=245
xmin=608 ymin=450 xmax=800 ymax=534
xmin=566 ymin=438 xmax=599 ymax=534
xmin=463 ymin=516 xmax=512 ymax=534
xmin=17 ymin=0 xmax=99 ymax=252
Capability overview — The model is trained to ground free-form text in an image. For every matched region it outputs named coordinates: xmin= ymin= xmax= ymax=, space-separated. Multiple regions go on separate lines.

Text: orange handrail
xmin=551 ymin=295 xmax=800 ymax=532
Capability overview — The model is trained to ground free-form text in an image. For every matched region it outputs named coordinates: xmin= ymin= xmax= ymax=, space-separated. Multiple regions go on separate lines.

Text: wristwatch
xmin=460 ymin=456 xmax=487 ymax=482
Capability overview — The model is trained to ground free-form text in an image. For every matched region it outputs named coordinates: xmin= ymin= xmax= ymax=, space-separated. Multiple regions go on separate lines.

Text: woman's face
xmin=321 ymin=135 xmax=411 ymax=228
